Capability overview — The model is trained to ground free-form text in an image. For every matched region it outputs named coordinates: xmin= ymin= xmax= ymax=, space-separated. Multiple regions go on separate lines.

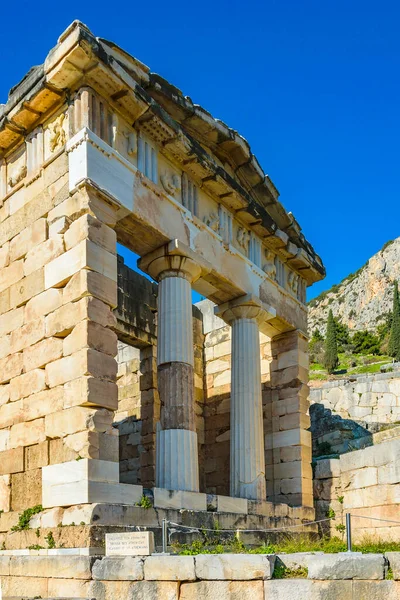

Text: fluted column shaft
xmin=156 ymin=270 xmax=199 ymax=491
xmin=230 ymin=316 xmax=266 ymax=500
xmin=157 ymin=272 xmax=195 ymax=431
xmin=215 ymin=295 xmax=269 ymax=501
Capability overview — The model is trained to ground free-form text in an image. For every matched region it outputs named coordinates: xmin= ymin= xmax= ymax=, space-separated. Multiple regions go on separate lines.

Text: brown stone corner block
xmin=25 ymin=441 xmax=49 ymax=470
xmin=45 ymin=406 xmax=114 ymax=438
xmin=45 ymin=348 xmax=117 ymax=388
xmin=22 ymin=337 xmax=63 ymax=371
xmin=9 ymin=218 xmax=47 ymax=262
xmin=63 ymin=319 xmax=118 ymax=357
xmin=11 ymin=468 xmax=42 ymax=511
xmin=9 ymin=268 xmax=45 ymax=310
xmin=0 ymin=352 xmax=23 ymax=384
xmin=10 ymin=418 xmax=46 ymax=449
xmin=25 ymin=288 xmax=63 ymax=322
xmin=63 ymin=269 xmax=118 ymax=308
xmin=64 ymin=213 xmax=116 ymax=254
xmin=0 ymin=446 xmax=24 ymax=475
xmin=64 ymin=376 xmax=118 ymax=410
xmin=44 ymin=239 xmax=117 ymax=290
xmin=9 ymin=368 xmax=47 ymax=401
xmin=0 ymin=260 xmax=24 ymax=295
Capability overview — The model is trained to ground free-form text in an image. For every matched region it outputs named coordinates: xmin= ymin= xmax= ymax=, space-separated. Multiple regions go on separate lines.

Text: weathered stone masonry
xmin=0 ymin=21 xmax=325 ymax=527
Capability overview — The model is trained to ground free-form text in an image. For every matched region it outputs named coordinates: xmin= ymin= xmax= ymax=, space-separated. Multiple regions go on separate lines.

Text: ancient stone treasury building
xmin=0 ymin=21 xmax=325 ymax=545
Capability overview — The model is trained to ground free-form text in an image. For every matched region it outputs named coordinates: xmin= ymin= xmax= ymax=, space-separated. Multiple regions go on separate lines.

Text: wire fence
xmin=161 ymin=513 xmax=400 ymax=553
xmin=167 ymin=517 xmax=333 ymax=534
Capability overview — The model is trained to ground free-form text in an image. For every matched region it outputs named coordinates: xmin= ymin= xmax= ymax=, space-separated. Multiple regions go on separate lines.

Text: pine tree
xmin=388 ymin=281 xmax=400 ymax=361
xmin=324 ymin=309 xmax=339 ymax=374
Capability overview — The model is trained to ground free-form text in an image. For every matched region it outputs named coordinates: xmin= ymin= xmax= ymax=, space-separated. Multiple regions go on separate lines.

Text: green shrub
xmin=273 ymin=564 xmax=308 ymax=579
xmin=352 ymin=330 xmax=381 ymax=355
xmin=11 ymin=505 xmax=43 ymax=532
xmin=136 ymin=495 xmax=152 ymax=509
xmin=45 ymin=532 xmax=56 ymax=549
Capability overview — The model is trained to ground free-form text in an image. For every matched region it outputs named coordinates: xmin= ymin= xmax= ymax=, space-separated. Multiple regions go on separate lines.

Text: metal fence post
xmin=162 ymin=518 xmax=168 ymax=554
xmin=346 ymin=513 xmax=352 ymax=552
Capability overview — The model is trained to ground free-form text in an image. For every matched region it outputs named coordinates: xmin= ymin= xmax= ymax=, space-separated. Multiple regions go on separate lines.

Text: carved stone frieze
xmin=237 ymin=227 xmax=250 ymax=252
xmin=203 ymin=212 xmax=219 ymax=232
xmin=48 ymin=113 xmax=66 ymax=153
xmin=287 ymin=271 xmax=299 ymax=295
xmin=126 ymin=132 xmax=137 ymax=157
xmin=160 ymin=172 xmax=181 ymax=196
xmin=263 ymin=250 xmax=276 ymax=281
xmin=7 ymin=162 xmax=27 ymax=188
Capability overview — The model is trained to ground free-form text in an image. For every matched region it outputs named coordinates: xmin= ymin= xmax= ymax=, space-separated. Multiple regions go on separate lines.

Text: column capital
xmin=138 ymin=239 xmax=211 ymax=283
xmin=215 ymin=294 xmax=276 ymax=327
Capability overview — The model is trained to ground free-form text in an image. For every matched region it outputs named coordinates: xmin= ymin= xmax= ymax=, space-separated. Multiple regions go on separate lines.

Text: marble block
xmin=217 ymin=496 xmax=248 ymax=514
xmin=42 ymin=459 xmax=142 ymax=507
xmin=153 ymin=488 xmax=207 ymax=511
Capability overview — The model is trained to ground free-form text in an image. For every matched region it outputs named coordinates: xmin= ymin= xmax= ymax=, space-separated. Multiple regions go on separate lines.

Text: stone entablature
xmin=0 ymin=22 xmax=324 ymax=313
xmin=1 ymin=101 xmax=309 ymax=306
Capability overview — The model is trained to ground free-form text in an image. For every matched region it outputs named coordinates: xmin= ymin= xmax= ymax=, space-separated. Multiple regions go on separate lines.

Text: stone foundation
xmin=314 ymin=427 xmax=400 ymax=541
xmin=1 ymin=552 xmax=400 ymax=599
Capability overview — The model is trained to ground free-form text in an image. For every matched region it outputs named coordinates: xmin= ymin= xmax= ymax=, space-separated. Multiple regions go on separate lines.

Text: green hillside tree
xmin=333 ymin=317 xmax=350 ymax=352
xmin=324 ymin=309 xmax=339 ymax=374
xmin=388 ymin=281 xmax=400 ymax=361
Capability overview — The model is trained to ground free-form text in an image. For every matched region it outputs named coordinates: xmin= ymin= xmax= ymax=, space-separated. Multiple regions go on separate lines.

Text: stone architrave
xmin=215 ymin=295 xmax=275 ymax=501
xmin=139 ymin=240 xmax=210 ymax=492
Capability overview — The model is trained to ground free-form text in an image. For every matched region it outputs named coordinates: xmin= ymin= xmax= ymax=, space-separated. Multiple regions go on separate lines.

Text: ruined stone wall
xmin=310 ymin=371 xmax=400 ymax=430
xmin=310 ymin=371 xmax=400 ymax=457
xmin=115 ymin=342 xmax=142 ymax=485
xmin=314 ymin=427 xmax=400 ymax=541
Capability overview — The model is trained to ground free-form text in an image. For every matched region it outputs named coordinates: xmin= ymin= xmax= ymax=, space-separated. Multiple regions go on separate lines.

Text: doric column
xmin=138 ymin=240 xmax=209 ymax=492
xmin=215 ymin=295 xmax=275 ymax=501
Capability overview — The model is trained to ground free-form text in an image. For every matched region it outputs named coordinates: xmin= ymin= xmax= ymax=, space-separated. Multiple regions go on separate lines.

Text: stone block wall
xmin=314 ymin=429 xmax=400 ymax=541
xmin=268 ymin=330 xmax=312 ymax=507
xmin=310 ymin=370 xmax=400 ymax=432
xmin=310 ymin=371 xmax=400 ymax=459
xmin=115 ymin=342 xmax=142 ymax=485
xmin=0 ymin=119 xmax=123 ymax=514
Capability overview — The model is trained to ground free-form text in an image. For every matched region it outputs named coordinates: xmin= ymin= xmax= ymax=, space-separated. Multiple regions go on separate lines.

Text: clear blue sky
xmin=1 ymin=0 xmax=399 ymax=300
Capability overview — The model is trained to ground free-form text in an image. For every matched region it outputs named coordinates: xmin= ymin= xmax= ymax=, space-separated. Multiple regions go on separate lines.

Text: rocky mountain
xmin=308 ymin=237 xmax=400 ymax=336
